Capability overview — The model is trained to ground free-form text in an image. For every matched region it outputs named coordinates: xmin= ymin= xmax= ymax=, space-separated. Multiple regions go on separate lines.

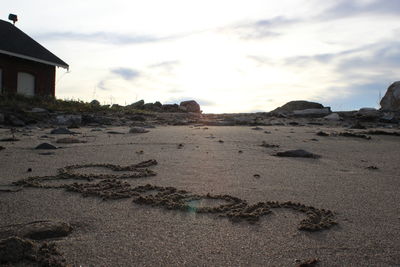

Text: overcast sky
xmin=3 ymin=0 xmax=400 ymax=113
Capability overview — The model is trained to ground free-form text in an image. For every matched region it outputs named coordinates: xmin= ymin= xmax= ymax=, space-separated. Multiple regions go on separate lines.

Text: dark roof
xmin=0 ymin=19 xmax=68 ymax=68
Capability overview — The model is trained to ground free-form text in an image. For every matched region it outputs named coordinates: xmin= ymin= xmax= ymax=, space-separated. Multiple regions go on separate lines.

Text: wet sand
xmin=0 ymin=125 xmax=400 ymax=266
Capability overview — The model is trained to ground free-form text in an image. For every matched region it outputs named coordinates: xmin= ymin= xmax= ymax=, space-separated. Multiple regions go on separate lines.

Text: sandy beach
xmin=0 ymin=124 xmax=399 ymax=266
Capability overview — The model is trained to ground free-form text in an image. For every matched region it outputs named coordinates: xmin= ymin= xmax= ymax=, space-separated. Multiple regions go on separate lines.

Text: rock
xmin=293 ymin=107 xmax=331 ymax=116
xmin=50 ymin=127 xmax=76 ymax=134
xmin=8 ymin=115 xmax=25 ymax=127
xmin=380 ymin=81 xmax=400 ymax=111
xmin=356 ymin=108 xmax=380 ymax=121
xmin=179 ymin=100 xmax=201 ymax=113
xmin=272 ymin=100 xmax=324 ymax=113
xmin=30 ymin=108 xmax=47 ymax=113
xmin=0 ymin=113 xmax=4 ymax=124
xmin=0 ymin=146 xmax=4 ymax=151
xmin=161 ymin=104 xmax=181 ymax=112
xmin=379 ymin=112 xmax=398 ymax=123
xmin=90 ymin=99 xmax=100 ymax=106
xmin=274 ymin=149 xmax=320 ymax=158
xmin=35 ymin=143 xmax=57 ymax=150
xmin=129 ymin=127 xmax=149 ymax=134
xmin=324 ymin=113 xmax=340 ymax=121
xmin=56 ymin=137 xmax=85 ymax=144
xmin=56 ymin=115 xmax=82 ymax=126
xmin=143 ymin=103 xmax=162 ymax=111
xmin=129 ymin=100 xmax=145 ymax=109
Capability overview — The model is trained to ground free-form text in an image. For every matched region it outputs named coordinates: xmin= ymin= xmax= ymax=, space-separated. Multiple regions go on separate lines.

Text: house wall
xmin=0 ymin=53 xmax=56 ymax=96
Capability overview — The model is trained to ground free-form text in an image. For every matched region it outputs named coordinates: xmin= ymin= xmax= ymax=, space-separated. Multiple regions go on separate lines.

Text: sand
xmin=0 ymin=124 xmax=399 ymax=266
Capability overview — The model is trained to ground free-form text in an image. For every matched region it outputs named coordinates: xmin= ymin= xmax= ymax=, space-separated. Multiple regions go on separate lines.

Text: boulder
xmin=380 ymin=81 xmax=400 ymax=111
xmin=56 ymin=115 xmax=82 ymax=126
xmin=129 ymin=100 xmax=145 ymax=109
xmin=90 ymin=99 xmax=100 ymax=106
xmin=8 ymin=115 xmax=25 ymax=127
xmin=161 ymin=104 xmax=181 ymax=112
xmin=356 ymin=108 xmax=380 ymax=121
xmin=293 ymin=107 xmax=331 ymax=116
xmin=30 ymin=108 xmax=47 ymax=113
xmin=179 ymin=100 xmax=201 ymax=113
xmin=272 ymin=100 xmax=324 ymax=113
xmin=324 ymin=113 xmax=341 ymax=121
xmin=50 ymin=127 xmax=76 ymax=135
xmin=35 ymin=143 xmax=57 ymax=150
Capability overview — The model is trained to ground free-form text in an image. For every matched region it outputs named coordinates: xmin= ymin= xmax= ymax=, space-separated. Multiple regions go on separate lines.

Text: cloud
xmin=149 ymin=60 xmax=180 ymax=69
xmin=220 ymin=16 xmax=297 ymax=40
xmin=97 ymin=80 xmax=109 ymax=91
xmin=35 ymin=31 xmax=182 ymax=45
xmin=111 ymin=67 xmax=140 ymax=80
xmin=322 ymin=0 xmax=400 ymax=18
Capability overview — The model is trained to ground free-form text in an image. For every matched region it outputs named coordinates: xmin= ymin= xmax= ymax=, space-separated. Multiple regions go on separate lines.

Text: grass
xmin=0 ymin=94 xmax=149 ymax=114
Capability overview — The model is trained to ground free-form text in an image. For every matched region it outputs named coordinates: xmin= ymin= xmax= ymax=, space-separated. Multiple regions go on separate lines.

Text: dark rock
xmin=161 ymin=104 xmax=181 ymax=112
xmin=50 ymin=128 xmax=76 ymax=135
xmin=35 ymin=143 xmax=57 ymax=150
xmin=293 ymin=107 xmax=331 ymax=116
xmin=129 ymin=100 xmax=145 ymax=109
xmin=0 ymin=113 xmax=4 ymax=124
xmin=180 ymin=100 xmax=201 ymax=113
xmin=0 ymin=146 xmax=4 ymax=151
xmin=0 ymin=137 xmax=19 ymax=142
xmin=8 ymin=115 xmax=25 ymax=127
xmin=272 ymin=100 xmax=324 ymax=113
xmin=30 ymin=107 xmax=47 ymax=113
xmin=90 ymin=99 xmax=100 ymax=106
xmin=56 ymin=137 xmax=85 ymax=144
xmin=275 ymin=149 xmax=320 ymax=158
xmin=107 ymin=131 xmax=125 ymax=134
xmin=296 ymin=258 xmax=319 ymax=267
xmin=316 ymin=131 xmax=329 ymax=136
xmin=143 ymin=103 xmax=162 ymax=111
xmin=380 ymin=81 xmax=400 ymax=111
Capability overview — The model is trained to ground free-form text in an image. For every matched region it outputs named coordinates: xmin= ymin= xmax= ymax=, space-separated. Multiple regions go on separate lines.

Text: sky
xmin=2 ymin=0 xmax=400 ymax=113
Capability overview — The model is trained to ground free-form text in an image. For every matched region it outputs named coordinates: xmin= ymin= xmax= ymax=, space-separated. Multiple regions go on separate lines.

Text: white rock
xmin=56 ymin=115 xmax=82 ymax=125
xmin=324 ymin=113 xmax=340 ymax=121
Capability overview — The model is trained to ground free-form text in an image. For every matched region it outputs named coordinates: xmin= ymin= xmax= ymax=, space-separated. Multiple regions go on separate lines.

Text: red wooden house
xmin=0 ymin=19 xmax=68 ymax=97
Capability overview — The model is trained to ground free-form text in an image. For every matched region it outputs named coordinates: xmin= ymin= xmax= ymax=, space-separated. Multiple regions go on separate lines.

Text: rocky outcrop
xmin=380 ymin=81 xmax=400 ymax=111
xmin=272 ymin=100 xmax=324 ymax=113
xmin=180 ymin=100 xmax=201 ymax=113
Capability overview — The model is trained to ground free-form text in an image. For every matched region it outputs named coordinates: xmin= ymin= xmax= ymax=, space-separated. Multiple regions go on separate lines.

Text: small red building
xmin=0 ymin=19 xmax=68 ymax=97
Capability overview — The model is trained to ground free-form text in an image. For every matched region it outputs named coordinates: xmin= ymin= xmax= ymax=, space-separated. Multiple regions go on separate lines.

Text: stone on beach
xmin=380 ymin=81 xmax=400 ymax=111
xmin=179 ymin=100 xmax=201 ymax=113
xmin=129 ymin=127 xmax=149 ymax=134
xmin=275 ymin=149 xmax=320 ymax=158
xmin=35 ymin=143 xmax=57 ymax=150
xmin=50 ymin=128 xmax=76 ymax=135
